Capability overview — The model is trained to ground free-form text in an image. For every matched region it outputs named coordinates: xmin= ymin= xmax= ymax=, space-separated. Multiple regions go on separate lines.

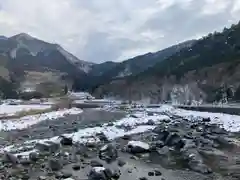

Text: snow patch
xmin=147 ymin=105 xmax=240 ymax=132
xmin=128 ymin=141 xmax=150 ymax=150
xmin=0 ymin=108 xmax=83 ymax=131
xmin=92 ymin=167 xmax=106 ymax=173
xmin=0 ymin=104 xmax=51 ymax=117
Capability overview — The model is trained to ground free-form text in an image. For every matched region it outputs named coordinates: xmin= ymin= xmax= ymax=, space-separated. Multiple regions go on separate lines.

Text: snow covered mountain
xmin=8 ymin=33 xmax=93 ymax=73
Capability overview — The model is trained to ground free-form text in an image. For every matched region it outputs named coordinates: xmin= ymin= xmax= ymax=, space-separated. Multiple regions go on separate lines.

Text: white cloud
xmin=0 ymin=0 xmax=239 ymax=63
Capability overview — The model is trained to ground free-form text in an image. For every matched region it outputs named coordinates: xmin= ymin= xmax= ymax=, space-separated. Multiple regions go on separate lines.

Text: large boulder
xmin=48 ymin=158 xmax=63 ymax=171
xmin=60 ymin=136 xmax=73 ymax=146
xmin=164 ymin=133 xmax=185 ymax=149
xmin=127 ymin=141 xmax=150 ymax=154
xmin=2 ymin=152 xmax=20 ymax=165
xmin=99 ymin=144 xmax=118 ymax=163
xmin=35 ymin=141 xmax=60 ymax=153
xmin=181 ymin=141 xmax=212 ymax=174
xmin=88 ymin=167 xmax=113 ymax=180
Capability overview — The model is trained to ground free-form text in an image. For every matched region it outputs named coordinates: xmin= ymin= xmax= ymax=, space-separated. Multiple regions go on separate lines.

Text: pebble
xmin=72 ymin=164 xmax=81 ymax=170
xmin=148 ymin=171 xmax=154 ymax=176
xmin=139 ymin=177 xmax=148 ymax=180
xmin=90 ymin=159 xmax=103 ymax=167
xmin=154 ymin=169 xmax=162 ymax=176
xmin=117 ymin=159 xmax=126 ymax=167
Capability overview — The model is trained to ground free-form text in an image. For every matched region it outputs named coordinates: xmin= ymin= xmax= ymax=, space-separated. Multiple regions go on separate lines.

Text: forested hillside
xmin=94 ymin=21 xmax=240 ymax=103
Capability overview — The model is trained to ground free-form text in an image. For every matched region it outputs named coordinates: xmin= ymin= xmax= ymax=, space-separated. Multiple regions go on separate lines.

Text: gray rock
xmin=20 ymin=159 xmax=31 ymax=166
xmin=60 ymin=135 xmax=73 ymax=146
xmin=181 ymin=147 xmax=212 ymax=174
xmin=139 ymin=177 xmax=148 ymax=180
xmin=154 ymin=169 xmax=162 ymax=176
xmin=146 ymin=120 xmax=155 ymax=125
xmin=130 ymin=114 xmax=138 ymax=118
xmin=151 ymin=140 xmax=164 ymax=149
xmin=38 ymin=176 xmax=47 ymax=180
xmin=99 ymin=144 xmax=118 ymax=163
xmin=202 ymin=117 xmax=211 ymax=122
xmin=90 ymin=160 xmax=104 ymax=167
xmin=29 ymin=152 xmax=39 ymax=162
xmin=121 ymin=135 xmax=131 ymax=140
xmin=72 ymin=164 xmax=81 ymax=170
xmin=35 ymin=141 xmax=60 ymax=153
xmin=127 ymin=141 xmax=150 ymax=154
xmin=96 ymin=132 xmax=109 ymax=142
xmin=117 ymin=159 xmax=126 ymax=167
xmin=112 ymin=169 xmax=121 ymax=179
xmin=88 ymin=167 xmax=111 ymax=180
xmin=2 ymin=152 xmax=19 ymax=165
xmin=188 ymin=160 xmax=212 ymax=174
xmin=157 ymin=146 xmax=170 ymax=155
xmin=153 ymin=129 xmax=169 ymax=142
xmin=165 ymin=133 xmax=184 ymax=148
xmin=148 ymin=171 xmax=154 ymax=176
xmin=48 ymin=158 xmax=63 ymax=171
xmin=61 ymin=170 xmax=72 ymax=178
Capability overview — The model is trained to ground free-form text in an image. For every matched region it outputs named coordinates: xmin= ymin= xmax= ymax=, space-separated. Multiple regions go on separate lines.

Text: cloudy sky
xmin=0 ymin=0 xmax=239 ymax=63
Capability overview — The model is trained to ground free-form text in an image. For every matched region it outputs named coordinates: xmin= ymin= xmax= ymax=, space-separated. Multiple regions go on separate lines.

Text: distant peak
xmin=10 ymin=33 xmax=35 ymax=40
xmin=0 ymin=35 xmax=7 ymax=40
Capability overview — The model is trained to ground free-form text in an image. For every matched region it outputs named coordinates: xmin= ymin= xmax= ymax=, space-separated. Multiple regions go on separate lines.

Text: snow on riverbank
xmin=147 ymin=105 xmax=240 ymax=132
xmin=0 ymin=108 xmax=83 ymax=131
xmin=0 ymin=104 xmax=52 ymax=117
xmin=0 ymin=111 xmax=169 ymax=156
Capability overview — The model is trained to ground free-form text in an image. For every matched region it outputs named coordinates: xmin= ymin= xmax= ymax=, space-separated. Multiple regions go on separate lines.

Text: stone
xmin=96 ymin=132 xmax=109 ymax=142
xmin=107 ymin=122 xmax=114 ymax=126
xmin=112 ymin=169 xmax=121 ymax=179
xmin=215 ymin=137 xmax=231 ymax=147
xmin=188 ymin=161 xmax=212 ymax=174
xmin=38 ymin=176 xmax=47 ymax=180
xmin=165 ymin=133 xmax=184 ymax=149
xmin=121 ymin=135 xmax=131 ymax=140
xmin=20 ymin=159 xmax=31 ymax=166
xmin=139 ymin=177 xmax=148 ymax=180
xmin=152 ymin=140 xmax=164 ymax=149
xmin=146 ymin=120 xmax=155 ymax=125
xmin=130 ymin=114 xmax=138 ymax=118
xmin=210 ymin=125 xmax=226 ymax=134
xmin=148 ymin=171 xmax=154 ymax=176
xmin=2 ymin=152 xmax=20 ymax=165
xmin=60 ymin=136 xmax=73 ymax=146
xmin=35 ymin=141 xmax=60 ymax=152
xmin=99 ymin=144 xmax=118 ymax=163
xmin=181 ymin=146 xmax=212 ymax=174
xmin=202 ymin=117 xmax=211 ymax=122
xmin=29 ymin=152 xmax=39 ymax=162
xmin=157 ymin=146 xmax=170 ymax=155
xmin=154 ymin=170 xmax=162 ymax=176
xmin=48 ymin=158 xmax=63 ymax=171
xmin=61 ymin=170 xmax=72 ymax=178
xmin=153 ymin=129 xmax=170 ymax=142
xmin=90 ymin=160 xmax=104 ymax=167
xmin=88 ymin=167 xmax=109 ymax=180
xmin=117 ymin=159 xmax=126 ymax=167
xmin=127 ymin=141 xmax=150 ymax=154
xmin=72 ymin=164 xmax=81 ymax=171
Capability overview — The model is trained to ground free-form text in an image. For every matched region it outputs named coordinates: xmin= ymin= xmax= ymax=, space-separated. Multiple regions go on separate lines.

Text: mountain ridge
xmin=93 ymin=21 xmax=240 ymax=104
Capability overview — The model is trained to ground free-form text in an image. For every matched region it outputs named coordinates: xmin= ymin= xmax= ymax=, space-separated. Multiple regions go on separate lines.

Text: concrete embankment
xmin=177 ymin=105 xmax=240 ymax=115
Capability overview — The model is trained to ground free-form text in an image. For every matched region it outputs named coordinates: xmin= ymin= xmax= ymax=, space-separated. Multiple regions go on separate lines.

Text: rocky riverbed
xmin=0 ymin=107 xmax=239 ymax=180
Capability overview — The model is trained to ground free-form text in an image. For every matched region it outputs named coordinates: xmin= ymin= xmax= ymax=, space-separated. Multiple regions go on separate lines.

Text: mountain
xmin=89 ymin=61 xmax=118 ymax=76
xmin=95 ymin=40 xmax=195 ymax=79
xmin=93 ymin=22 xmax=240 ymax=103
xmin=0 ymin=33 xmax=94 ymax=98
xmin=76 ymin=40 xmax=195 ymax=91
xmin=9 ymin=33 xmax=93 ymax=72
